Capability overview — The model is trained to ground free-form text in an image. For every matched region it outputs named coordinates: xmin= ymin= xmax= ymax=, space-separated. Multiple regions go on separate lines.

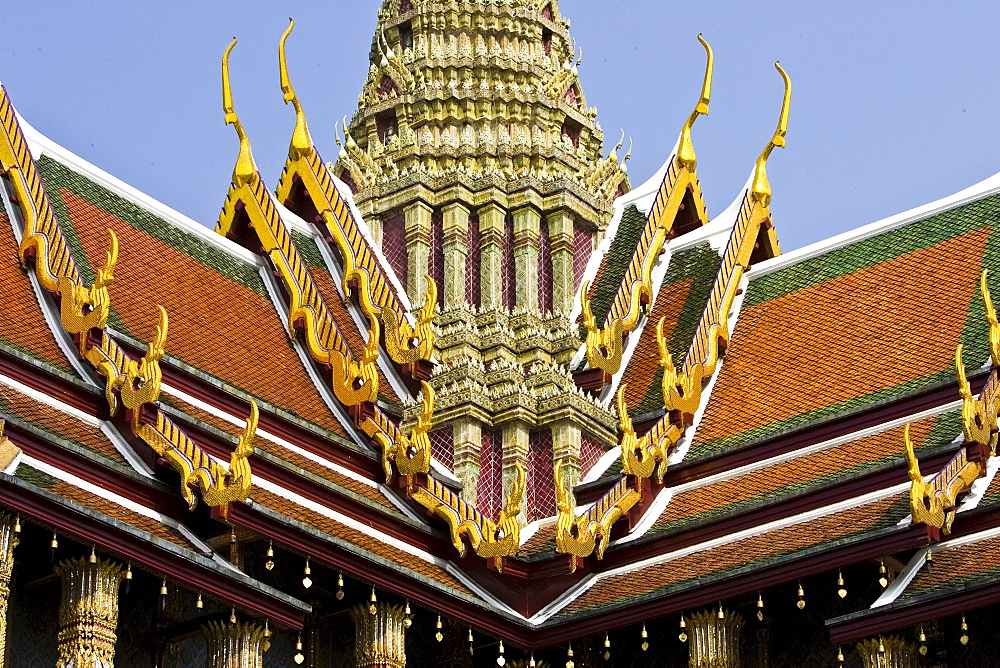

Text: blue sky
xmin=1 ymin=1 xmax=997 ymax=251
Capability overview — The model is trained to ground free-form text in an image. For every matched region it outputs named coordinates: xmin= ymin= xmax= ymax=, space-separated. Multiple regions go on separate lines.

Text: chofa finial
xmin=279 ymin=17 xmax=313 ymax=157
xmin=751 ymin=61 xmax=791 ymax=206
xmin=222 ymin=38 xmax=258 ymax=187
xmin=677 ymin=34 xmax=714 ymax=171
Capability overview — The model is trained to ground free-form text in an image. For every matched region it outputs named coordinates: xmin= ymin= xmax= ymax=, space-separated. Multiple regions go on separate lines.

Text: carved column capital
xmin=351 ymin=602 xmax=408 ymax=668
xmin=856 ymin=636 xmax=919 ymax=668
xmin=55 ymin=556 xmax=126 ymax=668
xmin=202 ymin=619 xmax=270 ymax=668
xmin=687 ymin=608 xmax=743 ymax=668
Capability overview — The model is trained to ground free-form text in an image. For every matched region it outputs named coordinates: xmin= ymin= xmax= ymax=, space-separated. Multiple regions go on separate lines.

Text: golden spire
xmin=222 ymin=38 xmax=258 ymax=187
xmin=279 ymin=18 xmax=313 ymax=159
xmin=751 ymin=61 xmax=791 ymax=206
xmin=677 ymin=34 xmax=714 ymax=171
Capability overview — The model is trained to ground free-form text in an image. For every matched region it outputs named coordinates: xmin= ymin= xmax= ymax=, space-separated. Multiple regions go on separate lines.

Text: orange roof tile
xmin=57 ymin=188 xmax=349 ymax=437
xmin=562 ymin=492 xmax=904 ymax=615
xmin=904 ymin=535 xmax=1000 ymax=598
xmin=693 ymin=228 xmax=990 ymax=453
xmin=0 ymin=210 xmax=73 ymax=372
xmin=0 ymin=382 xmax=127 ymax=465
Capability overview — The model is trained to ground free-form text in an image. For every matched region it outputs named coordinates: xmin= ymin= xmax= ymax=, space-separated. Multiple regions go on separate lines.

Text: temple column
xmin=350 ymin=602 xmax=407 ymax=668
xmin=551 ymin=420 xmax=581 ymax=490
xmin=404 ymin=201 xmax=433 ymax=301
xmin=687 ymin=608 xmax=743 ymax=668
xmin=442 ymin=203 xmax=470 ymax=309
xmin=453 ymin=418 xmax=482 ymax=507
xmin=54 ymin=556 xmax=126 ymax=668
xmin=512 ymin=206 xmax=540 ymax=310
xmin=0 ymin=513 xmax=18 ymax=667
xmin=502 ymin=420 xmax=530 ymax=526
xmin=856 ymin=636 xmax=919 ymax=668
xmin=546 ymin=210 xmax=576 ymax=314
xmin=202 ymin=619 xmax=270 ymax=668
xmin=478 ymin=204 xmax=505 ymax=309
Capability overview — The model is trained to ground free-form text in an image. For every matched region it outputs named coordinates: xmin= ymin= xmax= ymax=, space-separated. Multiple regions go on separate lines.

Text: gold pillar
xmin=855 ymin=636 xmax=918 ymax=668
xmin=404 ymin=201 xmax=433 ymax=300
xmin=453 ymin=418 xmax=482 ymax=507
xmin=54 ymin=556 xmax=126 ymax=668
xmin=0 ymin=513 xmax=17 ymax=667
xmin=442 ymin=203 xmax=470 ymax=309
xmin=546 ymin=210 xmax=576 ymax=314
xmin=687 ymin=608 xmax=743 ymax=668
xmin=512 ymin=206 xmax=540 ymax=310
xmin=350 ymin=602 xmax=407 ymax=668
xmin=478 ymin=203 xmax=506 ymax=309
xmin=202 ymin=619 xmax=270 ymax=668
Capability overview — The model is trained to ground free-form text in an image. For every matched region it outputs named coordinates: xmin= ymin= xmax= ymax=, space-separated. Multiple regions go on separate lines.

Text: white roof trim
xmin=748 ymin=171 xmax=1000 ymax=280
xmin=0 ymin=372 xmax=98 ymax=426
xmin=15 ymin=111 xmax=264 ymax=267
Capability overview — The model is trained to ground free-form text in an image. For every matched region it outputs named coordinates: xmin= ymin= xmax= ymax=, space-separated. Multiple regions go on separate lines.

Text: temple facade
xmin=0 ymin=1 xmax=999 ymax=666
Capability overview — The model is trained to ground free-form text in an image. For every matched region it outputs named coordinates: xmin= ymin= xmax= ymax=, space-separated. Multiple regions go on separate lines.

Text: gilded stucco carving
xmin=580 ymin=36 xmax=713 ymax=380
xmin=0 ymin=83 xmax=254 ymax=517
xmin=54 ymin=557 xmax=126 ymax=668
xmin=276 ymin=20 xmax=436 ymax=378
xmin=410 ymin=462 xmax=526 ymax=571
xmin=904 ymin=272 xmax=999 ymax=536
xmin=556 ymin=61 xmax=791 ymax=561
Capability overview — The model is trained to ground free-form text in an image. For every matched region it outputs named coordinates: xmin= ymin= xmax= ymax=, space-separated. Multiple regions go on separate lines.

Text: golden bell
xmin=196 ymin=593 xmax=204 ymax=609
xmin=88 ymin=546 xmax=97 ymax=564
xmin=604 ymin=634 xmax=610 ymax=648
xmin=160 ymin=579 xmax=168 ymax=596
xmin=125 ymin=563 xmax=133 ymax=580
xmin=50 ymin=533 xmax=58 ymax=550
xmin=529 ymin=656 xmax=536 ymax=667
xmin=13 ymin=516 xmax=20 ymax=533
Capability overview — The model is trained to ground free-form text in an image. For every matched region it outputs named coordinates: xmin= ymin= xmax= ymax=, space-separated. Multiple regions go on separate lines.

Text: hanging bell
xmin=404 ymin=599 xmax=412 ymax=628
xmin=294 ymin=634 xmax=305 ymax=664
xmin=229 ymin=528 xmax=237 ymax=544
xmin=879 ymin=560 xmax=889 ymax=588
xmin=717 ymin=603 xmax=725 ymax=619
xmin=529 ymin=654 xmax=536 ymax=668
xmin=196 ymin=593 xmax=204 ymax=609
xmin=497 ymin=639 xmax=506 ymax=666
xmin=435 ymin=614 xmax=444 ymax=642
xmin=50 ymin=532 xmax=58 ymax=550
xmin=757 ymin=592 xmax=765 ymax=621
xmin=302 ymin=558 xmax=313 ymax=589
xmin=960 ymin=614 xmax=969 ymax=645
xmin=265 ymin=541 xmax=274 ymax=571
xmin=679 ymin=616 xmax=688 ymax=643
xmin=566 ymin=643 xmax=575 ymax=668
xmin=369 ymin=586 xmax=377 ymax=615
xmin=837 ymin=646 xmax=844 ymax=665
xmin=337 ymin=572 xmax=345 ymax=600
xmin=641 ymin=623 xmax=649 ymax=651
xmin=160 ymin=579 xmax=168 ymax=596
xmin=13 ymin=516 xmax=20 ymax=533
xmin=89 ymin=546 xmax=97 ymax=564
xmin=837 ymin=571 xmax=847 ymax=598
xmin=919 ymin=627 xmax=928 ymax=655
xmin=797 ymin=582 xmax=806 ymax=609
xmin=125 ymin=562 xmax=133 ymax=580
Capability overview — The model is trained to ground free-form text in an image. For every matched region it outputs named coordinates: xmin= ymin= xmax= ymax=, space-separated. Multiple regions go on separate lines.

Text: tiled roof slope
xmin=646 ymin=409 xmax=957 ymax=540
xmin=0 ymin=380 xmax=128 ymax=466
xmin=900 ymin=534 xmax=1000 ymax=602
xmin=34 ymin=155 xmax=350 ymax=437
xmin=692 ymin=193 xmax=1000 ymax=456
xmin=0 ymin=206 xmax=73 ymax=372
xmin=622 ymin=242 xmax=722 ymax=415
xmin=556 ymin=491 xmax=908 ymax=620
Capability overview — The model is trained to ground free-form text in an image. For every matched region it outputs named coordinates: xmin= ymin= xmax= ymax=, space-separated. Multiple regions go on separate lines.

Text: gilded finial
xmin=981 ymin=269 xmax=1000 ymax=366
xmin=222 ymin=38 xmax=258 ymax=187
xmin=677 ymin=34 xmax=714 ymax=171
xmin=903 ymin=423 xmax=922 ymax=484
xmin=751 ymin=61 xmax=791 ymax=206
xmin=279 ymin=18 xmax=313 ymax=158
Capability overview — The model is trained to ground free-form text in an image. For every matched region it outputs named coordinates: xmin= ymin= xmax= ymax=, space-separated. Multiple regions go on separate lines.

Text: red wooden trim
xmin=0 ymin=476 xmax=309 ymax=628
